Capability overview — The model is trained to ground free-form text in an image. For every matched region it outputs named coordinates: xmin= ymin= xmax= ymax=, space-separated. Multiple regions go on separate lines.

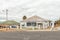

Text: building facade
xmin=20 ymin=16 xmax=52 ymax=29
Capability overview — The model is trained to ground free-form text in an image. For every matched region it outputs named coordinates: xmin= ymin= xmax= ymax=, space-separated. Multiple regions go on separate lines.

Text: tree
xmin=55 ymin=19 xmax=60 ymax=27
xmin=55 ymin=20 xmax=60 ymax=24
xmin=23 ymin=16 xmax=27 ymax=20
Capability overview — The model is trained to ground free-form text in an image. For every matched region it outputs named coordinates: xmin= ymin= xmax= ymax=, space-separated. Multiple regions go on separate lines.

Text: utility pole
xmin=6 ymin=9 xmax=8 ymax=21
xmin=2 ymin=9 xmax=8 ymax=21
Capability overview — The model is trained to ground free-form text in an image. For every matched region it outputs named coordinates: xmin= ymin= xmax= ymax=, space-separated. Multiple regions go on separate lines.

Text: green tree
xmin=23 ymin=16 xmax=27 ymax=20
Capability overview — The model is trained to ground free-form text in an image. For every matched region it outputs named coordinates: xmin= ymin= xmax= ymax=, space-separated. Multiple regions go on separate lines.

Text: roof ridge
xmin=23 ymin=15 xmax=50 ymax=22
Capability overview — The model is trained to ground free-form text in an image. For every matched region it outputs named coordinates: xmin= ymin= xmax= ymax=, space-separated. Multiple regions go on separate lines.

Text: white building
xmin=20 ymin=15 xmax=52 ymax=29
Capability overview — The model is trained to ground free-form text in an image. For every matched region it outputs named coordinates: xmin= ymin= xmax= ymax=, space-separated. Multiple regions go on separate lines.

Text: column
xmin=24 ymin=22 xmax=27 ymax=29
xmin=17 ymin=25 xmax=19 ymax=29
xmin=32 ymin=26 xmax=34 ymax=30
xmin=43 ymin=22 xmax=45 ymax=30
xmin=10 ymin=26 xmax=12 ymax=29
xmin=25 ymin=22 xmax=26 ymax=27
xmin=36 ymin=22 xmax=39 ymax=29
xmin=50 ymin=21 xmax=54 ymax=31
xmin=20 ymin=23 xmax=22 ymax=29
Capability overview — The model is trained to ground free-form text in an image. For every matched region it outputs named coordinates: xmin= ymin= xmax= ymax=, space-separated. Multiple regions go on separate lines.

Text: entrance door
xmin=38 ymin=23 xmax=43 ymax=28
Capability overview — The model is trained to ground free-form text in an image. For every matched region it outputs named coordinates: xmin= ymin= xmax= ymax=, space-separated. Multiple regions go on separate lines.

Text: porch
xmin=20 ymin=22 xmax=49 ymax=30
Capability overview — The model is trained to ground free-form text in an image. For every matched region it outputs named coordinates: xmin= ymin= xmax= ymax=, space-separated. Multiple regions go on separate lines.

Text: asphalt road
xmin=0 ymin=31 xmax=60 ymax=40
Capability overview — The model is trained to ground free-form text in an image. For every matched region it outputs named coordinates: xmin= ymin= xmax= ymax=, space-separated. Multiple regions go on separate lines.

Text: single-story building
xmin=0 ymin=20 xmax=20 ymax=29
xmin=20 ymin=15 xmax=53 ymax=29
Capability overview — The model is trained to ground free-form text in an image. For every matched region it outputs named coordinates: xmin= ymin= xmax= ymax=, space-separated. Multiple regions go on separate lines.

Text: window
xmin=11 ymin=25 xmax=17 ymax=28
xmin=32 ymin=22 xmax=36 ymax=26
xmin=27 ymin=22 xmax=31 ymax=26
xmin=27 ymin=22 xmax=36 ymax=26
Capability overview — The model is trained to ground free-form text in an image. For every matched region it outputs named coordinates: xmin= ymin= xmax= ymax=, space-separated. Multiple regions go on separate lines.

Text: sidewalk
xmin=0 ymin=28 xmax=58 ymax=32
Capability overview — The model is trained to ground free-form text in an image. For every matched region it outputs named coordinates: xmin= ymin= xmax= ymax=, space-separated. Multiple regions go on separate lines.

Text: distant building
xmin=0 ymin=20 xmax=20 ymax=29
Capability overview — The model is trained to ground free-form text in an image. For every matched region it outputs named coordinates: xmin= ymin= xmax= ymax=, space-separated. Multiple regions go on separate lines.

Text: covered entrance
xmin=38 ymin=23 xmax=43 ymax=29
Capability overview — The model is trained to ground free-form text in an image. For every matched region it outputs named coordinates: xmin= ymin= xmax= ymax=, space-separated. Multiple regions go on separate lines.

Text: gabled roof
xmin=22 ymin=15 xmax=50 ymax=22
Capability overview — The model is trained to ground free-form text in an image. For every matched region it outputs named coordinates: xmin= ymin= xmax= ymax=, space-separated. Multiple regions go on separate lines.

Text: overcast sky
xmin=0 ymin=0 xmax=60 ymax=22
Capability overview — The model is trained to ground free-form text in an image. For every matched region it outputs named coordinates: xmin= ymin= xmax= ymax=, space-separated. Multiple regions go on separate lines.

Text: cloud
xmin=0 ymin=0 xmax=60 ymax=21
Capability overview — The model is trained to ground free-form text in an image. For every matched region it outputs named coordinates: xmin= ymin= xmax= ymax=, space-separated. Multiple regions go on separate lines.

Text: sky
xmin=0 ymin=0 xmax=60 ymax=22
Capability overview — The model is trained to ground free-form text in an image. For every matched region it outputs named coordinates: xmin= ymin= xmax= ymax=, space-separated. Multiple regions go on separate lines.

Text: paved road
xmin=0 ymin=31 xmax=60 ymax=40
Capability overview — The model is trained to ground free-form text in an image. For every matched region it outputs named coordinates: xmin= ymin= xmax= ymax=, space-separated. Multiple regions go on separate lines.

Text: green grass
xmin=34 ymin=28 xmax=39 ymax=30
